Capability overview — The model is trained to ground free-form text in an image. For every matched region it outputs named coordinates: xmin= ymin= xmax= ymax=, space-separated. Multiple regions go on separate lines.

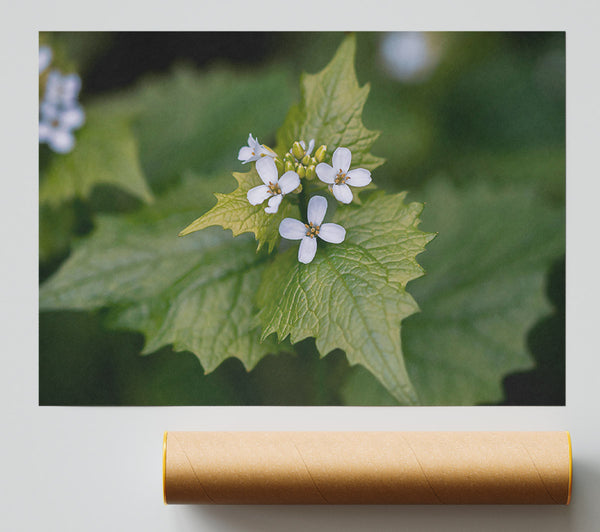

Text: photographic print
xmin=39 ymin=32 xmax=565 ymax=406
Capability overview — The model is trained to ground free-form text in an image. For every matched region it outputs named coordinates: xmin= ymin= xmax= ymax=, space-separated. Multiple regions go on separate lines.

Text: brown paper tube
xmin=163 ymin=431 xmax=572 ymax=505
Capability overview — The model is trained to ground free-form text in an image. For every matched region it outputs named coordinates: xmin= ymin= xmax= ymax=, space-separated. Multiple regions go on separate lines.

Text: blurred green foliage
xmin=39 ymin=32 xmax=565 ymax=405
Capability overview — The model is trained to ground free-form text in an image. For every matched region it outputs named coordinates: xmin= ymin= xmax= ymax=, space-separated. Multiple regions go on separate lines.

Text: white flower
xmin=380 ymin=32 xmax=440 ymax=83
xmin=279 ymin=195 xmax=346 ymax=264
xmin=44 ymin=70 xmax=82 ymax=108
xmin=316 ymin=147 xmax=372 ymax=204
xmin=247 ymin=157 xmax=300 ymax=214
xmin=238 ymin=133 xmax=277 ymax=164
xmin=39 ymin=100 xmax=85 ymax=154
xmin=39 ymin=46 xmax=52 ymax=74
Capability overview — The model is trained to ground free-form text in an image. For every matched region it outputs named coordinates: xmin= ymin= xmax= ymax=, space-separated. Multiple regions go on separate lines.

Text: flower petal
xmin=332 ymin=183 xmax=353 ymax=204
xmin=307 ymin=195 xmax=328 ymax=226
xmin=318 ymin=223 xmax=346 ymax=244
xmin=62 ymin=74 xmax=82 ymax=100
xmin=256 ymin=156 xmax=278 ymax=185
xmin=40 ymin=101 xmax=58 ymax=121
xmin=278 ymin=171 xmax=300 ymax=194
xmin=332 ymin=147 xmax=351 ymax=173
xmin=39 ymin=122 xmax=52 ymax=143
xmin=247 ymin=185 xmax=271 ymax=205
xmin=49 ymin=129 xmax=75 ymax=153
xmin=298 ymin=236 xmax=318 ymax=264
xmin=39 ymin=46 xmax=52 ymax=73
xmin=259 ymin=145 xmax=277 ymax=158
xmin=238 ymin=146 xmax=255 ymax=162
xmin=60 ymin=106 xmax=85 ymax=130
xmin=306 ymin=139 xmax=315 ymax=156
xmin=279 ymin=218 xmax=306 ymax=240
xmin=315 ymin=163 xmax=335 ymax=184
xmin=346 ymin=168 xmax=371 ymax=187
xmin=265 ymin=194 xmax=282 ymax=214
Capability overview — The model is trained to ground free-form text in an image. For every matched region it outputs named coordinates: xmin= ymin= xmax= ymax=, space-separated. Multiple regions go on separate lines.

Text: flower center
xmin=334 ymin=170 xmax=347 ymax=185
xmin=304 ymin=222 xmax=320 ymax=238
xmin=268 ymin=182 xmax=281 ymax=195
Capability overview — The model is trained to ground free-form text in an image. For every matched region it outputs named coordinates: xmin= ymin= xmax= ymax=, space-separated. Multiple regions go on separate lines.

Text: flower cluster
xmin=39 ymin=46 xmax=85 ymax=154
xmin=239 ymin=134 xmax=372 ymax=263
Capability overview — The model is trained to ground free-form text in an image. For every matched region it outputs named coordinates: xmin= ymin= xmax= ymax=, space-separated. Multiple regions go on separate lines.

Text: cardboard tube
xmin=163 ymin=431 xmax=572 ymax=505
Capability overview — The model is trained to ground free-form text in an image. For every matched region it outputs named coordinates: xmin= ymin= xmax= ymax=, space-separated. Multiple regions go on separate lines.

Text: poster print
xmin=39 ymin=32 xmax=565 ymax=406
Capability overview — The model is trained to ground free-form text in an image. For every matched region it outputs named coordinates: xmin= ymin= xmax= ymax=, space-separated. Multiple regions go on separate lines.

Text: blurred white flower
xmin=279 ymin=195 xmax=345 ymax=264
xmin=316 ymin=147 xmax=371 ymax=204
xmin=247 ymin=157 xmax=300 ymax=214
xmin=380 ymin=32 xmax=440 ymax=83
xmin=44 ymin=70 xmax=82 ymax=107
xmin=238 ymin=133 xmax=277 ymax=164
xmin=39 ymin=101 xmax=85 ymax=154
xmin=39 ymin=46 xmax=52 ymax=74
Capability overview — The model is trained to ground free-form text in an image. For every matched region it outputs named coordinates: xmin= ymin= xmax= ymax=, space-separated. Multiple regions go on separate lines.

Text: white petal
xmin=46 ymin=70 xmax=61 ymax=91
xmin=298 ymin=236 xmax=318 ymax=264
xmin=279 ymin=218 xmax=306 ymax=240
xmin=278 ymin=171 xmax=300 ymax=194
xmin=247 ymin=133 xmax=255 ymax=146
xmin=250 ymin=134 xmax=263 ymax=152
xmin=319 ymin=223 xmax=346 ymax=244
xmin=306 ymin=139 xmax=315 ymax=156
xmin=259 ymin=145 xmax=277 ymax=158
xmin=39 ymin=46 xmax=52 ymax=73
xmin=40 ymin=101 xmax=58 ymax=121
xmin=238 ymin=146 xmax=255 ymax=162
xmin=346 ymin=168 xmax=371 ymax=187
xmin=332 ymin=183 xmax=353 ymax=204
xmin=315 ymin=162 xmax=335 ymax=184
xmin=62 ymin=74 xmax=81 ymax=100
xmin=60 ymin=106 xmax=85 ymax=129
xmin=49 ymin=129 xmax=75 ymax=153
xmin=332 ymin=147 xmax=351 ymax=173
xmin=39 ymin=122 xmax=52 ymax=143
xmin=307 ymin=195 xmax=328 ymax=226
xmin=256 ymin=156 xmax=278 ymax=185
xmin=247 ymin=185 xmax=271 ymax=205
xmin=265 ymin=194 xmax=282 ymax=214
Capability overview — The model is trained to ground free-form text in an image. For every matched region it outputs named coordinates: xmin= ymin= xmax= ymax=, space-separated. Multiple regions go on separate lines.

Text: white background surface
xmin=2 ymin=1 xmax=599 ymax=530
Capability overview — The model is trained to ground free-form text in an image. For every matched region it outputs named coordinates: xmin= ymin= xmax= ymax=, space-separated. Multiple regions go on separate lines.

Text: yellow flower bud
xmin=284 ymin=152 xmax=295 ymax=164
xmin=284 ymin=160 xmax=295 ymax=173
xmin=315 ymin=144 xmax=327 ymax=163
xmin=306 ymin=164 xmax=316 ymax=180
xmin=301 ymin=154 xmax=311 ymax=166
xmin=292 ymin=141 xmax=305 ymax=160
xmin=274 ymin=157 xmax=284 ymax=174
xmin=297 ymin=165 xmax=306 ymax=179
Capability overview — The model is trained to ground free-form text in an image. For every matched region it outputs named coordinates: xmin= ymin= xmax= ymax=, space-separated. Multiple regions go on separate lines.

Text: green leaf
xmin=39 ymin=176 xmax=282 ymax=373
xmin=178 ymin=168 xmax=299 ymax=252
xmin=39 ymin=101 xmax=154 ymax=208
xmin=256 ymin=193 xmax=435 ymax=405
xmin=400 ymin=179 xmax=565 ymax=405
xmin=276 ymin=34 xmax=385 ymax=171
xmin=123 ymin=66 xmax=294 ymax=189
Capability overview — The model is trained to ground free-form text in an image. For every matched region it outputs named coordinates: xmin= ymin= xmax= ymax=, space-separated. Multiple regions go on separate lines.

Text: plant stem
xmin=298 ymin=181 xmax=308 ymax=221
